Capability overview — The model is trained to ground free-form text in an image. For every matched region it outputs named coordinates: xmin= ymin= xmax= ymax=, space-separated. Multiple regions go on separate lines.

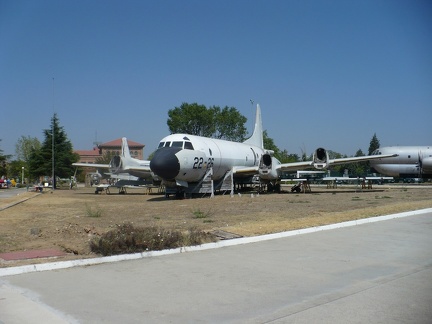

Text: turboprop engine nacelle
xmin=258 ymin=153 xmax=280 ymax=181
xmin=109 ymin=155 xmax=123 ymax=174
xmin=313 ymin=148 xmax=330 ymax=169
xmin=421 ymin=157 xmax=432 ymax=174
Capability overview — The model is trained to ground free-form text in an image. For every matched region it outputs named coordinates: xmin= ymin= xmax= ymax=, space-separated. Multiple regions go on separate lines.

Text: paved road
xmin=0 ymin=188 xmax=28 ymax=199
xmin=1 ymin=211 xmax=431 ymax=323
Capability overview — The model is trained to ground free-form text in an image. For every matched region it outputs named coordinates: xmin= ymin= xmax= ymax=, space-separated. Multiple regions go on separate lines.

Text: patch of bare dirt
xmin=0 ymin=184 xmax=431 ymax=267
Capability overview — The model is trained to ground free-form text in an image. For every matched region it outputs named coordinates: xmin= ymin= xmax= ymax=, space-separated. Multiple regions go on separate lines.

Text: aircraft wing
xmin=275 ymin=161 xmax=315 ymax=172
xmin=121 ymin=165 xmax=154 ymax=180
xmin=327 ymin=154 xmax=398 ymax=166
xmin=72 ymin=163 xmax=110 ymax=169
xmin=73 ymin=161 xmax=154 ymax=180
xmin=276 ymin=153 xmax=398 ymax=172
xmin=122 ymin=165 xmax=152 ymax=173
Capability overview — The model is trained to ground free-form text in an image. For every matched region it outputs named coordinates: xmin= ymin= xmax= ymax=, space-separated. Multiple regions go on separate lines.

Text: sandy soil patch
xmin=0 ymin=184 xmax=431 ymax=267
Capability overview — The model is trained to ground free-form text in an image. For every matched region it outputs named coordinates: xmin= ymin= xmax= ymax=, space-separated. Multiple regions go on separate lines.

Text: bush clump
xmin=90 ymin=223 xmax=216 ymax=256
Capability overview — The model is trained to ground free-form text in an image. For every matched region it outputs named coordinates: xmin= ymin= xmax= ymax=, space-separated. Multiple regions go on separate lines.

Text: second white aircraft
xmin=370 ymin=146 xmax=432 ymax=178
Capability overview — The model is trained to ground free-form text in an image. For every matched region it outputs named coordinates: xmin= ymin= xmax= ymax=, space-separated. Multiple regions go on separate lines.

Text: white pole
xmin=52 ymin=78 xmax=55 ymax=190
xmin=52 ymin=114 xmax=55 ymax=190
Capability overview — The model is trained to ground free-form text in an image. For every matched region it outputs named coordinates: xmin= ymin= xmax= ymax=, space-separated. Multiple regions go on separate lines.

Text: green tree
xmin=342 ymin=149 xmax=368 ymax=176
xmin=15 ymin=135 xmax=41 ymax=163
xmin=167 ymin=103 xmax=216 ymax=137
xmin=327 ymin=150 xmax=346 ymax=176
xmin=213 ymin=106 xmax=247 ymax=141
xmin=0 ymin=139 xmax=13 ymax=177
xmin=277 ymin=149 xmax=300 ymax=163
xmin=263 ymin=130 xmax=279 ymax=155
xmin=28 ymin=114 xmax=79 ymax=187
xmin=298 ymin=145 xmax=311 ymax=162
xmin=368 ymin=133 xmax=380 ymax=155
xmin=167 ymin=102 xmax=248 ymax=141
xmin=330 ymin=149 xmax=369 ymax=177
xmin=0 ymin=140 xmax=6 ymax=176
xmin=263 ymin=131 xmax=299 ymax=163
xmin=327 ymin=150 xmax=343 ymax=160
xmin=353 ymin=148 xmax=368 ymax=176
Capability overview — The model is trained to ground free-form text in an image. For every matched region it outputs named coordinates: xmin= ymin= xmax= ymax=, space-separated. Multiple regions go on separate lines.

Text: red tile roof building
xmin=74 ymin=138 xmax=145 ymax=164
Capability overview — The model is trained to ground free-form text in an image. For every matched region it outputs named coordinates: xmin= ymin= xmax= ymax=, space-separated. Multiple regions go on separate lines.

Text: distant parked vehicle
xmin=0 ymin=178 xmax=11 ymax=189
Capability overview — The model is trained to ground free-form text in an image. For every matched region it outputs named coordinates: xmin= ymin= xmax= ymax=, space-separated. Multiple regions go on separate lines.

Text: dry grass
xmin=0 ymin=184 xmax=431 ymax=267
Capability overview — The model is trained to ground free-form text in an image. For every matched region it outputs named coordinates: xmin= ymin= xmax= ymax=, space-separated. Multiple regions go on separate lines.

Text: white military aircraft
xmin=370 ymin=146 xmax=432 ymax=179
xmin=73 ymin=137 xmax=159 ymax=185
xmin=149 ymin=104 xmax=397 ymax=195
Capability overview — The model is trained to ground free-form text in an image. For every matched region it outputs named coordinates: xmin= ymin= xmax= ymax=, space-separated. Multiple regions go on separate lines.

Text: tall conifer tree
xmin=28 ymin=114 xmax=79 ymax=186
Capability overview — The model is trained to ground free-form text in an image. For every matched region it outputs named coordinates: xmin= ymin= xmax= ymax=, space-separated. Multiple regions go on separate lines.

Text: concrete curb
xmin=1 ymin=207 xmax=431 ymax=277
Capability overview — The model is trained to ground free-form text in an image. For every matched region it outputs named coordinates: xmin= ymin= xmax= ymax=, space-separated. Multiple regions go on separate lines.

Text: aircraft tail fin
xmin=243 ymin=104 xmax=264 ymax=149
xmin=121 ymin=137 xmax=132 ymax=159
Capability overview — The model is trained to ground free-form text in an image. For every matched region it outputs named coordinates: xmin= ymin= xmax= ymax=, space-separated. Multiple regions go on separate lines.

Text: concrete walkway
xmin=1 ymin=210 xmax=431 ymax=323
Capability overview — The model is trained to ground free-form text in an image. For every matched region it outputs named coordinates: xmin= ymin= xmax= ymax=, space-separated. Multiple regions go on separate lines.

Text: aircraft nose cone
xmin=150 ymin=147 xmax=181 ymax=180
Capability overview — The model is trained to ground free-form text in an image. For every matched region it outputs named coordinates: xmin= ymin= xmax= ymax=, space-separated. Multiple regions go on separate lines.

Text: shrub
xmin=85 ymin=204 xmax=102 ymax=217
xmin=192 ymin=208 xmax=213 ymax=219
xmin=90 ymin=223 xmax=217 ymax=256
xmin=182 ymin=226 xmax=215 ymax=246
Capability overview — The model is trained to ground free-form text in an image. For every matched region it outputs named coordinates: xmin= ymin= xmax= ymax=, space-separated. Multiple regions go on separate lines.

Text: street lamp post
xmin=21 ymin=167 xmax=24 ymax=185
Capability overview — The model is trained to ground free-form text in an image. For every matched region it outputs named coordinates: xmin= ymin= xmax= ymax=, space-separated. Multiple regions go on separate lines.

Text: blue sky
xmin=1 ymin=0 xmax=431 ymax=159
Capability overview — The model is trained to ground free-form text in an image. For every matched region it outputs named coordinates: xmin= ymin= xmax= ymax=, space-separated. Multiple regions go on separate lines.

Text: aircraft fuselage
xmin=370 ymin=146 xmax=432 ymax=178
xmin=150 ymin=134 xmax=264 ymax=185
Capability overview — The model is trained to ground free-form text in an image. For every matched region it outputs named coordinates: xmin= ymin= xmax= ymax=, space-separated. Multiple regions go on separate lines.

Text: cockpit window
xmin=184 ymin=141 xmax=194 ymax=150
xmin=172 ymin=141 xmax=183 ymax=148
xmin=158 ymin=141 xmax=192 ymax=149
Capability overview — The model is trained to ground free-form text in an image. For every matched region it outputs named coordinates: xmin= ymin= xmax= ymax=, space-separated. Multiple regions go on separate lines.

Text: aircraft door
xmin=207 ymin=140 xmax=223 ymax=178
xmin=250 ymin=148 xmax=257 ymax=166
